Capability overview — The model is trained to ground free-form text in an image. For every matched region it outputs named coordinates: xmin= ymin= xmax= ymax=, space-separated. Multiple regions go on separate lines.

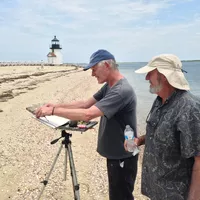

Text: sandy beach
xmin=0 ymin=65 xmax=148 ymax=200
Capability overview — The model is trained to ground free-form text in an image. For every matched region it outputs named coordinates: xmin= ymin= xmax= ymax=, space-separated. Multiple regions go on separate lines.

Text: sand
xmin=0 ymin=65 xmax=149 ymax=200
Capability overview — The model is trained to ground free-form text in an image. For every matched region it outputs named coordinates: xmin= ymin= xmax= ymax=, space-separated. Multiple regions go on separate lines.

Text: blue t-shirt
xmin=94 ymin=78 xmax=137 ymax=159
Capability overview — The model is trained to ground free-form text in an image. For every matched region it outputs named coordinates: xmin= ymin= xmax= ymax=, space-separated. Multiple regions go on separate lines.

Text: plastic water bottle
xmin=124 ymin=125 xmax=139 ymax=156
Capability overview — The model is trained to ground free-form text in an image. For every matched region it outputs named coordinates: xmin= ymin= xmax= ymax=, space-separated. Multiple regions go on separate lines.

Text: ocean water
xmin=118 ymin=61 xmax=200 ymax=130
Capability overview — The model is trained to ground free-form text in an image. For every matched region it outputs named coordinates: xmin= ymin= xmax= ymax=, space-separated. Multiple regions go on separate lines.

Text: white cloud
xmin=0 ymin=0 xmax=199 ymax=62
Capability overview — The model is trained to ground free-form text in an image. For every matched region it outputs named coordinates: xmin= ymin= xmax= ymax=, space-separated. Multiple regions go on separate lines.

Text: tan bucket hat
xmin=135 ymin=54 xmax=190 ymax=90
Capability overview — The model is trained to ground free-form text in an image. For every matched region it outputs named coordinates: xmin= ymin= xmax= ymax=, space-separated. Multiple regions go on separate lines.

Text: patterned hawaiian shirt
xmin=142 ymin=90 xmax=200 ymax=200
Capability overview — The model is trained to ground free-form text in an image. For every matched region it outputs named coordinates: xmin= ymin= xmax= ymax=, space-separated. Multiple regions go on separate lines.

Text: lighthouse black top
xmin=50 ymin=36 xmax=62 ymax=49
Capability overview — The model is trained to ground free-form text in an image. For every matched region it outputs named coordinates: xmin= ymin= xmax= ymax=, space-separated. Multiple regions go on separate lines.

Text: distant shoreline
xmin=181 ymin=60 xmax=200 ymax=62
xmin=117 ymin=60 xmax=200 ymax=63
xmin=0 ymin=62 xmax=83 ymax=67
xmin=0 ymin=60 xmax=199 ymax=67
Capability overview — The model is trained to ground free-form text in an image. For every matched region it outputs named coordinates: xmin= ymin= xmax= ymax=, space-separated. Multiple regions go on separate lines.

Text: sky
xmin=0 ymin=0 xmax=200 ymax=63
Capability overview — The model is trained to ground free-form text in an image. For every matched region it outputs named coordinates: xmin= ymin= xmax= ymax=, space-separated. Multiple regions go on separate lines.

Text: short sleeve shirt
xmin=93 ymin=78 xmax=137 ymax=159
xmin=142 ymin=90 xmax=200 ymax=200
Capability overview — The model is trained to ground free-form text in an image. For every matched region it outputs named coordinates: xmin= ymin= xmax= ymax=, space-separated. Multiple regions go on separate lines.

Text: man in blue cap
xmin=36 ymin=49 xmax=138 ymax=200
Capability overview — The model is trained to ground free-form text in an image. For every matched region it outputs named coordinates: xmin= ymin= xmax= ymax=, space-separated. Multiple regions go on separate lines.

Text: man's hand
xmin=35 ymin=106 xmax=54 ymax=118
xmin=124 ymin=136 xmax=145 ymax=151
xmin=43 ymin=103 xmax=56 ymax=107
xmin=124 ymin=139 xmax=128 ymax=151
xmin=124 ymin=138 xmax=140 ymax=151
xmin=187 ymin=156 xmax=200 ymax=200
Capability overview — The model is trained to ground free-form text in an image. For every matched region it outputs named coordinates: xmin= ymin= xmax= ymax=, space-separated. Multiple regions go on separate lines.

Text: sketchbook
xmin=26 ymin=105 xmax=70 ymax=129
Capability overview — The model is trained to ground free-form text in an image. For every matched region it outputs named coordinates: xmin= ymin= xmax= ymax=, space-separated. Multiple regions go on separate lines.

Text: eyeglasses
xmin=182 ymin=69 xmax=187 ymax=73
xmin=146 ymin=112 xmax=157 ymax=128
xmin=146 ymin=107 xmax=164 ymax=128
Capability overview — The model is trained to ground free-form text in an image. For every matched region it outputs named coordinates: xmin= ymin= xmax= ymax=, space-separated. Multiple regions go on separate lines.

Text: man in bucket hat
xmin=125 ymin=54 xmax=200 ymax=200
xmin=36 ymin=49 xmax=138 ymax=200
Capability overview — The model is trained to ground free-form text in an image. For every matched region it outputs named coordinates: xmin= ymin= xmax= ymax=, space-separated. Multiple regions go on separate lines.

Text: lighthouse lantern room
xmin=47 ymin=36 xmax=63 ymax=65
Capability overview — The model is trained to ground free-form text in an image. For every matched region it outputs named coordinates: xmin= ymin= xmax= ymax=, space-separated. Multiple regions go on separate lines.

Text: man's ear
xmin=163 ymin=75 xmax=167 ymax=82
xmin=104 ymin=61 xmax=110 ymax=69
xmin=159 ymin=72 xmax=167 ymax=82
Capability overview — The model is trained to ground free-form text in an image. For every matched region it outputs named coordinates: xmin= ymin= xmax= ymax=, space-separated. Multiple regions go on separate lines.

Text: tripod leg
xmin=67 ymin=143 xmax=80 ymax=200
xmin=64 ymin=146 xmax=68 ymax=181
xmin=37 ymin=142 xmax=63 ymax=200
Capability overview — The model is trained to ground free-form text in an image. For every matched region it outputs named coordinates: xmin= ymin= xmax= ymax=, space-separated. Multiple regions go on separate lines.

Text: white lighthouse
xmin=47 ymin=36 xmax=63 ymax=65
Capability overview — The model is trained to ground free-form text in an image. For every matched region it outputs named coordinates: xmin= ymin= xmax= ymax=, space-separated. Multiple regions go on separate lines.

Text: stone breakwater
xmin=0 ymin=62 xmax=81 ymax=67
xmin=0 ymin=65 xmax=80 ymax=103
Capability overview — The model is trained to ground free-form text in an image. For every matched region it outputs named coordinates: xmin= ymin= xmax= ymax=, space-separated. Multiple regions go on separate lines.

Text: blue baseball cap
xmin=83 ymin=49 xmax=115 ymax=71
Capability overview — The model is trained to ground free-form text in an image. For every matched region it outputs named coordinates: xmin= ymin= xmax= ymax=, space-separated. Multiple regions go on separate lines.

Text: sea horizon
xmin=76 ymin=60 xmax=200 ymax=67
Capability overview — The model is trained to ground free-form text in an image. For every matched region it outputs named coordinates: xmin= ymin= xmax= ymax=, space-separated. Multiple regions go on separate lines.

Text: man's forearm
xmin=55 ymin=97 xmax=97 ymax=109
xmin=53 ymin=107 xmax=91 ymax=121
xmin=187 ymin=157 xmax=200 ymax=200
xmin=55 ymin=100 xmax=86 ymax=109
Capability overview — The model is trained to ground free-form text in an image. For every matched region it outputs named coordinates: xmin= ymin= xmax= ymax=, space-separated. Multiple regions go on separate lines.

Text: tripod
xmin=37 ymin=130 xmax=80 ymax=200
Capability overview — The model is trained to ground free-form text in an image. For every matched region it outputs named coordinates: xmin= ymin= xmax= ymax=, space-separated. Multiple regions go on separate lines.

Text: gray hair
xmin=97 ymin=59 xmax=118 ymax=70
